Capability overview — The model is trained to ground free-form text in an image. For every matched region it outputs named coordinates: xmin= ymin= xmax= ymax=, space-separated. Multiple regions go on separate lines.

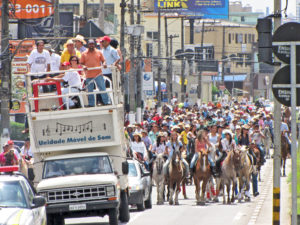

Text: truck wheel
xmin=145 ymin=187 xmax=152 ymax=209
xmin=47 ymin=214 xmax=64 ymax=225
xmin=137 ymin=201 xmax=145 ymax=211
xmin=119 ymin=190 xmax=130 ymax=222
xmin=109 ymin=208 xmax=118 ymax=225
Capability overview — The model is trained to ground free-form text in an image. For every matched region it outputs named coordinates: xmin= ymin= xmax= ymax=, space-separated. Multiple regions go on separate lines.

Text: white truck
xmin=25 ymin=68 xmax=130 ymax=225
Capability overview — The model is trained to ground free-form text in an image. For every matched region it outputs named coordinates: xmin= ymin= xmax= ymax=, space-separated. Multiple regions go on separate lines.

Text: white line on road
xmin=233 ymin=211 xmax=245 ymax=221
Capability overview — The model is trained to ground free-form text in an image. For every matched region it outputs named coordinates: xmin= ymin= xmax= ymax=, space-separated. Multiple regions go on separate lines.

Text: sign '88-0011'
xmin=272 ymin=65 xmax=300 ymax=107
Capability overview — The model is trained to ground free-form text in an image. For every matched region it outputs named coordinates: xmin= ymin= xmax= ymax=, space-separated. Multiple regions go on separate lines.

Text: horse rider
xmin=189 ymin=130 xmax=217 ymax=177
xmin=264 ymin=115 xmax=274 ymax=142
xmin=250 ymin=123 xmax=266 ymax=164
xmin=281 ymin=117 xmax=291 ymax=153
xmin=215 ymin=129 xmax=236 ymax=175
xmin=163 ymin=131 xmax=189 ymax=178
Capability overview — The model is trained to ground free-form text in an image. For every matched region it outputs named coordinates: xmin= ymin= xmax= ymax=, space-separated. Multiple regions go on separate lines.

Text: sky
xmin=240 ymin=0 xmax=297 ymax=16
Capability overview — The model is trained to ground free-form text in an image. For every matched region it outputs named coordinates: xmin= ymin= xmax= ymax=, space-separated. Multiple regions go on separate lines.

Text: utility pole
xmin=120 ymin=0 xmax=126 ymax=107
xmin=98 ymin=0 xmax=105 ymax=31
xmin=83 ymin=0 xmax=88 ymax=21
xmin=168 ymin=34 xmax=179 ymax=101
xmin=157 ymin=8 xmax=162 ymax=114
xmin=164 ymin=16 xmax=170 ymax=103
xmin=273 ymin=0 xmax=282 ymax=224
xmin=0 ymin=0 xmax=11 ymax=145
xmin=197 ymin=21 xmax=205 ymax=103
xmin=129 ymin=0 xmax=136 ymax=120
xmin=53 ymin=0 xmax=60 ymax=48
xmin=180 ymin=17 xmax=185 ymax=102
xmin=136 ymin=0 xmax=142 ymax=123
xmin=221 ymin=26 xmax=226 ymax=83
xmin=189 ymin=18 xmax=194 ymax=44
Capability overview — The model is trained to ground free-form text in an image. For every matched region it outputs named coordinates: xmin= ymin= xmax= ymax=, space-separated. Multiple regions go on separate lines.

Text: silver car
xmin=0 ymin=171 xmax=46 ymax=225
xmin=128 ymin=160 xmax=152 ymax=211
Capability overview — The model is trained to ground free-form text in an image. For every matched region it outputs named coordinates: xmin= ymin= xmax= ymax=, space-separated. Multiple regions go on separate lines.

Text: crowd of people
xmin=125 ymin=97 xmax=291 ymax=197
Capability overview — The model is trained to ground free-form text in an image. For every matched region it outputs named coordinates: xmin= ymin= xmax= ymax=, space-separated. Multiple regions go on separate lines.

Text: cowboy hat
xmin=133 ymin=132 xmax=142 ymax=138
xmin=73 ymin=35 xmax=86 ymax=44
xmin=223 ymin=129 xmax=233 ymax=136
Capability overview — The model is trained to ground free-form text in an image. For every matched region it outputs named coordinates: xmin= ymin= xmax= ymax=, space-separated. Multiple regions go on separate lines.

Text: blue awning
xmin=213 ymin=75 xmax=247 ymax=82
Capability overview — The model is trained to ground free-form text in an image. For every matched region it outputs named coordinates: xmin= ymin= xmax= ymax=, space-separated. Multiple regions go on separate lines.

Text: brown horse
xmin=193 ymin=151 xmax=211 ymax=205
xmin=281 ymin=134 xmax=289 ymax=176
xmin=167 ymin=150 xmax=187 ymax=205
xmin=237 ymin=146 xmax=253 ymax=203
xmin=216 ymin=150 xmax=241 ymax=204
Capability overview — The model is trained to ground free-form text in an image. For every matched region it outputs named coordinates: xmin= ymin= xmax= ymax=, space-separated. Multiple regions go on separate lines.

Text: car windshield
xmin=128 ymin=163 xmax=138 ymax=177
xmin=0 ymin=181 xmax=27 ymax=208
xmin=43 ymin=156 xmax=113 ymax=179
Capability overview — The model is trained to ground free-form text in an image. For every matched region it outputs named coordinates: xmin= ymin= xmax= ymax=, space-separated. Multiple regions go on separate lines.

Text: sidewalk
xmin=255 ymin=158 xmax=291 ymax=225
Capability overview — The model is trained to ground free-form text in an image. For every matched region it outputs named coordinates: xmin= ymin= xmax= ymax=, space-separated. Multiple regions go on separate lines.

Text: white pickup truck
xmin=25 ymin=68 xmax=130 ymax=225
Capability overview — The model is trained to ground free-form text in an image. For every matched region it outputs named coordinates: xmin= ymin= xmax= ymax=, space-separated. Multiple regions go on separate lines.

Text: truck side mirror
xmin=122 ymin=161 xmax=129 ymax=175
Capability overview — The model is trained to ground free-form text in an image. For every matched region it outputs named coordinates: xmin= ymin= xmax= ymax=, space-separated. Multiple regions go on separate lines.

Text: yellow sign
xmin=179 ymin=78 xmax=188 ymax=85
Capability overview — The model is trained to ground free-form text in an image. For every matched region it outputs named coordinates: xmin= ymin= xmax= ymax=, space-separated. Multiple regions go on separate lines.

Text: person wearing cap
xmin=239 ymin=125 xmax=250 ymax=146
xmin=100 ymin=36 xmax=120 ymax=87
xmin=0 ymin=142 xmax=18 ymax=166
xmin=264 ymin=114 xmax=274 ymax=142
xmin=73 ymin=35 xmax=87 ymax=53
xmin=60 ymin=39 xmax=81 ymax=65
xmin=80 ymin=39 xmax=109 ymax=106
xmin=250 ymin=123 xmax=266 ymax=164
xmin=44 ymin=44 xmax=61 ymax=72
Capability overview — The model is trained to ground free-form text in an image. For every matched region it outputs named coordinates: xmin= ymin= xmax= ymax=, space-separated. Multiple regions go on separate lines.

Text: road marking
xmin=233 ymin=211 xmax=244 ymax=221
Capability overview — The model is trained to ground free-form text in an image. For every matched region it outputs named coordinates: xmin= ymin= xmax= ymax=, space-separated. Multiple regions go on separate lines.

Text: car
xmin=0 ymin=166 xmax=47 ymax=225
xmin=128 ymin=160 xmax=152 ymax=211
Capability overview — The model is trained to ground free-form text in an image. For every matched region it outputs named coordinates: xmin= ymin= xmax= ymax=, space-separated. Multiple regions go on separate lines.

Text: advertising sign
xmin=32 ymin=114 xmax=115 ymax=150
xmin=9 ymin=40 xmax=35 ymax=57
xmin=143 ymin=72 xmax=154 ymax=91
xmin=154 ymin=0 xmax=229 ymax=19
xmin=0 ymin=0 xmax=53 ymax=19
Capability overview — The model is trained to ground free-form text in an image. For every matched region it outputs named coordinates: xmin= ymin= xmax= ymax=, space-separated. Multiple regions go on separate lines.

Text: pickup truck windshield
xmin=0 ymin=181 xmax=27 ymax=208
xmin=43 ymin=156 xmax=113 ymax=179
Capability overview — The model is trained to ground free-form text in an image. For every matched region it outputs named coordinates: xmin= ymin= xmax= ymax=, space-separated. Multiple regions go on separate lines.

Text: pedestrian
xmin=73 ymin=34 xmax=87 ymax=53
xmin=80 ymin=39 xmax=109 ymax=106
xmin=60 ymin=39 xmax=81 ymax=65
xmin=0 ymin=142 xmax=18 ymax=166
xmin=100 ymin=36 xmax=120 ymax=87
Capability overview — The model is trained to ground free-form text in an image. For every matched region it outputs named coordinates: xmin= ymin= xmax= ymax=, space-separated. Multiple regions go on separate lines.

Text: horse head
xmin=171 ymin=150 xmax=182 ymax=168
xmin=154 ymin=153 xmax=164 ymax=175
xmin=199 ymin=150 xmax=209 ymax=172
xmin=231 ymin=149 xmax=241 ymax=170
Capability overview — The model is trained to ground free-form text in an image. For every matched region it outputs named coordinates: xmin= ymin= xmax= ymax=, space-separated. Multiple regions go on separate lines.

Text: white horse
xmin=152 ymin=153 xmax=165 ymax=205
xmin=263 ymin=126 xmax=272 ymax=159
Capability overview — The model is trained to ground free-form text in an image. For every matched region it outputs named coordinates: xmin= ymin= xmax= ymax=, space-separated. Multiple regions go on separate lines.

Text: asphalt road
xmin=66 ymin=158 xmax=274 ymax=225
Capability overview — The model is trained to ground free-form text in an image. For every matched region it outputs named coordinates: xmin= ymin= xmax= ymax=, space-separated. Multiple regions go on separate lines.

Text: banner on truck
xmin=154 ymin=0 xmax=229 ymax=19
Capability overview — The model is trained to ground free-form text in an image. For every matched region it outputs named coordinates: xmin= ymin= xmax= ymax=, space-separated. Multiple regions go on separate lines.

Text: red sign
xmin=10 ymin=40 xmax=35 ymax=57
xmin=0 ymin=0 xmax=54 ymax=19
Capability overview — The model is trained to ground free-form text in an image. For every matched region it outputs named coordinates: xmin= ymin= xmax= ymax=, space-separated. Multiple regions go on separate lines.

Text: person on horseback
xmin=152 ymin=132 xmax=168 ymax=158
xmin=215 ymin=129 xmax=236 ymax=175
xmin=130 ymin=132 xmax=149 ymax=169
xmin=281 ymin=117 xmax=291 ymax=156
xmin=250 ymin=123 xmax=266 ymax=164
xmin=189 ymin=130 xmax=217 ymax=177
xmin=163 ymin=131 xmax=189 ymax=177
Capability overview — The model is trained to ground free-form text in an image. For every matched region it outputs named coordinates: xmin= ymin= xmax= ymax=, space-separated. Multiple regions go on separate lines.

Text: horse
xmin=237 ymin=146 xmax=253 ymax=203
xmin=216 ymin=149 xmax=241 ymax=204
xmin=193 ymin=151 xmax=211 ymax=205
xmin=152 ymin=153 xmax=165 ymax=205
xmin=167 ymin=150 xmax=187 ymax=205
xmin=263 ymin=126 xmax=272 ymax=159
xmin=281 ymin=134 xmax=289 ymax=177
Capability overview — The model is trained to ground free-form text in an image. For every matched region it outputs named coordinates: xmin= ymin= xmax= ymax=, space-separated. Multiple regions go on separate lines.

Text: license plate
xmin=69 ymin=204 xmax=87 ymax=211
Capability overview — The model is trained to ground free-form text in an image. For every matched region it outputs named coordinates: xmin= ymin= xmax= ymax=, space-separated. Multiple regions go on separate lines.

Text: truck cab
xmin=25 ymin=68 xmax=130 ymax=225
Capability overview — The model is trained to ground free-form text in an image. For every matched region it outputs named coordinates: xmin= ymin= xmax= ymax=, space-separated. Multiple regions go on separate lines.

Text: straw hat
xmin=64 ymin=39 xmax=75 ymax=48
xmin=73 ymin=35 xmax=86 ymax=44
xmin=133 ymin=132 xmax=142 ymax=138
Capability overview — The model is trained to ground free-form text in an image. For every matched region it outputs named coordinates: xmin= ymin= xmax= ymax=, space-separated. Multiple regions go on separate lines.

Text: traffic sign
xmin=272 ymin=65 xmax=300 ymax=106
xmin=272 ymin=22 xmax=300 ymax=64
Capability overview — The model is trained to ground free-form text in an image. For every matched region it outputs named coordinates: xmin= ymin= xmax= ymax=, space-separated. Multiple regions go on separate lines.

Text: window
xmin=241 ymin=16 xmax=245 ymax=22
xmin=59 ymin=4 xmax=80 ymax=15
xmin=146 ymin=31 xmax=158 ymax=40
xmin=235 ymin=33 xmax=238 ymax=43
xmin=244 ymin=34 xmax=247 ymax=43
xmin=195 ymin=46 xmax=214 ymax=61
xmin=228 ymin=33 xmax=231 ymax=44
xmin=252 ymin=34 xmax=255 ymax=43
xmin=248 ymin=34 xmax=252 ymax=43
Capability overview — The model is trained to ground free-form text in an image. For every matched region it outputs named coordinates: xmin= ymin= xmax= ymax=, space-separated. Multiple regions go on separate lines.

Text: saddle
xmin=247 ymin=153 xmax=254 ymax=165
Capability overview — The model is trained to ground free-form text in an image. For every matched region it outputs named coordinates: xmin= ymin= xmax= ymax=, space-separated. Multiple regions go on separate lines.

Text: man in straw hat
xmin=60 ymin=39 xmax=81 ymax=65
xmin=73 ymin=35 xmax=87 ymax=53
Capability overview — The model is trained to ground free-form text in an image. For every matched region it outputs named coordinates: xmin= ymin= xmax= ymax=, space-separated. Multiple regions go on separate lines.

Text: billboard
xmin=0 ymin=0 xmax=53 ymax=19
xmin=154 ymin=0 xmax=229 ymax=19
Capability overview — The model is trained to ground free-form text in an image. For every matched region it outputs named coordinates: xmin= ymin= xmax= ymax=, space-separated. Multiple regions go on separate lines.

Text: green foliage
xmin=10 ymin=121 xmax=28 ymax=141
xmin=212 ymin=85 xmax=219 ymax=95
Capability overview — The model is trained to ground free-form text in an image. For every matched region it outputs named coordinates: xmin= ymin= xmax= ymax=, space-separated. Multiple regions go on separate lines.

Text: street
xmin=65 ymin=157 xmax=290 ymax=225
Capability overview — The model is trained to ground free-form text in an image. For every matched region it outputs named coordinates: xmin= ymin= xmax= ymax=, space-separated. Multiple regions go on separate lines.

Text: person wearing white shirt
xmin=44 ymin=45 xmax=61 ymax=72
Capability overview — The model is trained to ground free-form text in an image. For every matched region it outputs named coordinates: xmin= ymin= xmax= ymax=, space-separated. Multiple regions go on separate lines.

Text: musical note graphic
xmin=53 ymin=121 xmax=93 ymax=136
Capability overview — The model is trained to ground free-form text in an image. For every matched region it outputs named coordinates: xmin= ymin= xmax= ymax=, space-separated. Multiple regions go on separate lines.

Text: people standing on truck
xmin=109 ymin=38 xmax=123 ymax=71
xmin=21 ymin=138 xmax=33 ymax=163
xmin=80 ymin=39 xmax=109 ymax=106
xmin=73 ymin=35 xmax=87 ymax=53
xmin=44 ymin=44 xmax=61 ymax=72
xmin=45 ymin=56 xmax=83 ymax=108
xmin=100 ymin=36 xmax=120 ymax=87
xmin=60 ymin=39 xmax=81 ymax=66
